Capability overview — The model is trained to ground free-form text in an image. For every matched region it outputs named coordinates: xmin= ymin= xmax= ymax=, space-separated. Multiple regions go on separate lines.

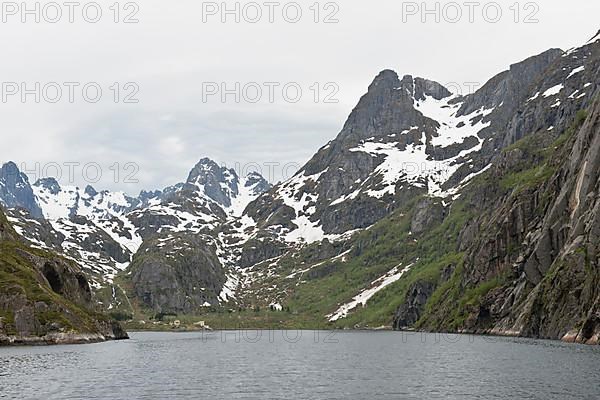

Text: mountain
xmin=1 ymin=30 xmax=598 ymax=342
xmin=230 ymin=46 xmax=580 ymax=292
xmin=0 ymin=162 xmax=43 ymax=219
xmin=213 ymin=30 xmax=600 ymax=340
xmin=242 ymin=48 xmax=564 ymax=252
xmin=0 ymin=207 xmax=128 ymax=345
xmin=1 ymin=158 xmax=271 ymax=314
xmin=125 ymin=159 xmax=271 ymax=313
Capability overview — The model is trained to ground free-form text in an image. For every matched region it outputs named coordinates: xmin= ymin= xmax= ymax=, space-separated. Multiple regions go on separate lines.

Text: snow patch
xmin=277 ymin=170 xmax=328 ymax=244
xmin=219 ymin=273 xmax=239 ymax=302
xmin=415 ymin=95 xmax=492 ymax=147
xmin=542 ymin=84 xmax=564 ymax=98
xmin=566 ymin=66 xmax=585 ymax=79
xmin=327 ymin=263 xmax=413 ymax=322
xmin=527 ymin=92 xmax=540 ymax=102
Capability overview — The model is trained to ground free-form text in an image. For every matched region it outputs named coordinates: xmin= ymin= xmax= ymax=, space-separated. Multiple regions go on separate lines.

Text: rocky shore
xmin=0 ymin=331 xmax=129 ymax=346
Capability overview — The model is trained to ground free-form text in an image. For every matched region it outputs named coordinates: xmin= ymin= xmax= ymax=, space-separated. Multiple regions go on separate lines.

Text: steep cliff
xmin=128 ymin=233 xmax=226 ymax=314
xmin=394 ymin=100 xmax=597 ymax=344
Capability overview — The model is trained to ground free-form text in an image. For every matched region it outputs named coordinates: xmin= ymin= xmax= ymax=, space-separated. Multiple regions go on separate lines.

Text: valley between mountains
xmin=1 ymin=30 xmax=600 ymax=345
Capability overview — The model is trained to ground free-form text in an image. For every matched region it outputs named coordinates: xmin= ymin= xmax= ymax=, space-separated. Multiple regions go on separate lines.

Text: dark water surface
xmin=1 ymin=331 xmax=598 ymax=399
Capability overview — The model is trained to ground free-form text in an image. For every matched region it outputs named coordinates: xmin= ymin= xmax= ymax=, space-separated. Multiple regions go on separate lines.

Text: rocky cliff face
xmin=129 ymin=234 xmax=226 ymax=314
xmin=393 ymin=281 xmax=436 ymax=329
xmin=398 ymin=36 xmax=600 ymax=343
xmin=512 ymin=98 xmax=600 ymax=344
xmin=0 ymin=208 xmax=128 ymax=345
xmin=414 ymin=98 xmax=599 ymax=344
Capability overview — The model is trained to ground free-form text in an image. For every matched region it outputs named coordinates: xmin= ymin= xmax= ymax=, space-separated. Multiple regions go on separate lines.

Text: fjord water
xmin=1 ymin=331 xmax=598 ymax=399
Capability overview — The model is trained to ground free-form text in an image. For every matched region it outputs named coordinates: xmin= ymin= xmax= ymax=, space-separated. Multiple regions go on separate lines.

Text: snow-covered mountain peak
xmin=187 ymin=157 xmax=233 ymax=183
xmin=32 ymin=179 xmax=137 ymax=222
xmin=183 ymin=157 xmax=270 ymax=214
xmin=0 ymin=162 xmax=43 ymax=218
xmin=35 ymin=177 xmax=61 ymax=195
xmin=185 ymin=158 xmax=240 ymax=207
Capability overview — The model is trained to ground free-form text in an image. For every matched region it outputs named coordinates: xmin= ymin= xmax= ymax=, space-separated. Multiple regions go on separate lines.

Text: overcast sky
xmin=1 ymin=0 xmax=599 ymax=194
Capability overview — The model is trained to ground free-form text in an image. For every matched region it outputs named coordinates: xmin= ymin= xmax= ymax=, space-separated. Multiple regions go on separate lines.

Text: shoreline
xmin=2 ymin=327 xmax=597 ymax=347
xmin=0 ymin=332 xmax=129 ymax=347
xmin=125 ymin=327 xmax=599 ymax=346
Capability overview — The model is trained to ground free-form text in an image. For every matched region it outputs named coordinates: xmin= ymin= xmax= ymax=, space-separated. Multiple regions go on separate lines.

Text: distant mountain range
xmin=2 ymin=29 xmax=599 ymax=344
